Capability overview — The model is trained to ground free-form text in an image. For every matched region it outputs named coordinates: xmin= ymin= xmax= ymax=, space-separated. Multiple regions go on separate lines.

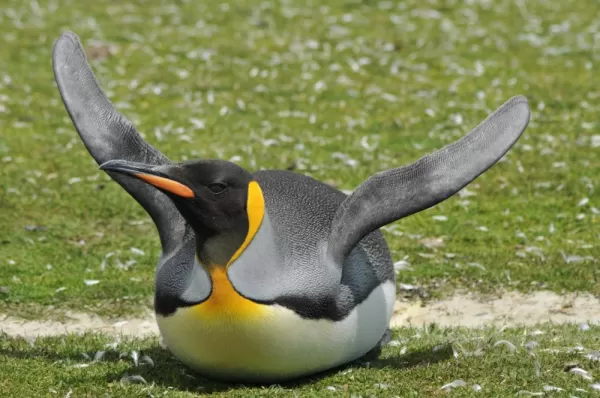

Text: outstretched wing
xmin=327 ymin=95 xmax=530 ymax=264
xmin=52 ymin=31 xmax=185 ymax=253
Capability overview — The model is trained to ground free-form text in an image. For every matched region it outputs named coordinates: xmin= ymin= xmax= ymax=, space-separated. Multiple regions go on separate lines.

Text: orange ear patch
xmin=135 ymin=173 xmax=195 ymax=198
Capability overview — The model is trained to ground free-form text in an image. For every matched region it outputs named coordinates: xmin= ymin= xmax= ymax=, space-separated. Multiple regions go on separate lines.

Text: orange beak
xmin=100 ymin=160 xmax=195 ymax=198
xmin=134 ymin=173 xmax=195 ymax=198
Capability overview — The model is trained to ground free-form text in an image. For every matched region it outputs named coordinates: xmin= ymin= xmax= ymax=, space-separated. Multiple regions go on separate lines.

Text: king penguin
xmin=52 ymin=31 xmax=530 ymax=383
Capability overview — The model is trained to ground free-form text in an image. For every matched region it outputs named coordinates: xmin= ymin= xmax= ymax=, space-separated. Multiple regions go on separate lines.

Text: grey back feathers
xmin=228 ymin=170 xmax=394 ymax=319
xmin=327 ymin=96 xmax=530 ymax=264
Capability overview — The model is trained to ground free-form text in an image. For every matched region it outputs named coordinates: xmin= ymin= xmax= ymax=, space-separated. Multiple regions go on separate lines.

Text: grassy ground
xmin=2 ymin=324 xmax=600 ymax=397
xmin=1 ymin=0 xmax=598 ymax=318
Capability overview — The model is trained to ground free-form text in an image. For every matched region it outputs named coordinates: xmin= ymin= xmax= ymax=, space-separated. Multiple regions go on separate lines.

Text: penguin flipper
xmin=327 ymin=95 xmax=530 ymax=264
xmin=52 ymin=31 xmax=185 ymax=252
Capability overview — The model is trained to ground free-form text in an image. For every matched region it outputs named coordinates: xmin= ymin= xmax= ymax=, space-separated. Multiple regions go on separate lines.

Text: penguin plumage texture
xmin=52 ymin=31 xmax=530 ymax=383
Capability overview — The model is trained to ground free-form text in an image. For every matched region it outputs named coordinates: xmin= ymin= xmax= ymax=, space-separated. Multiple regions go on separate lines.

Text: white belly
xmin=156 ymin=280 xmax=396 ymax=382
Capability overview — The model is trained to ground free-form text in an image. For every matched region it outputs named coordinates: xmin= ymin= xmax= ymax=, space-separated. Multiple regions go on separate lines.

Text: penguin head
xmin=100 ymin=159 xmax=263 ymax=251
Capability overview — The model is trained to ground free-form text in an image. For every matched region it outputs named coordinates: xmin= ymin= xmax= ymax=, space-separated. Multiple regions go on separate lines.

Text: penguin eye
xmin=207 ymin=183 xmax=227 ymax=194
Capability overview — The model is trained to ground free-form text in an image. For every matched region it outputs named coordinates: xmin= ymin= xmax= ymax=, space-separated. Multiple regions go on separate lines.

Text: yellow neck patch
xmin=193 ymin=181 xmax=267 ymax=321
xmin=194 ymin=267 xmax=267 ymax=320
xmin=226 ymin=181 xmax=265 ymax=267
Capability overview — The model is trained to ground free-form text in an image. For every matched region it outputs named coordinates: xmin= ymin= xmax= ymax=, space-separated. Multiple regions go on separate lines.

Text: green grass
xmin=0 ymin=0 xmax=598 ymax=318
xmin=2 ymin=324 xmax=600 ymax=397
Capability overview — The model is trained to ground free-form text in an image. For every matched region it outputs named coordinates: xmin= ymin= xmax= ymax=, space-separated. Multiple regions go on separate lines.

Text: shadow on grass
xmin=104 ymin=342 xmax=455 ymax=393
xmin=366 ymin=343 xmax=455 ymax=370
xmin=1 ymin=333 xmax=454 ymax=393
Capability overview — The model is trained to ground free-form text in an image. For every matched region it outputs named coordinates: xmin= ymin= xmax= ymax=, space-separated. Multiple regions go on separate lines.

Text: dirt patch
xmin=1 ymin=291 xmax=599 ymax=338
xmin=0 ymin=310 xmax=159 ymax=338
xmin=391 ymin=291 xmax=600 ymax=328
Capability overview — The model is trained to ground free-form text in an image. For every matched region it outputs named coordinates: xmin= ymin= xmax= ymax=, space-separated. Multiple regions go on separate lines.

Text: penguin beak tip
xmin=99 ymin=159 xmax=125 ymax=172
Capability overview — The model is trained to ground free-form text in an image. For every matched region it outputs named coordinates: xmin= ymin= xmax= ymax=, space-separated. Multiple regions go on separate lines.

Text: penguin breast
xmin=155 ymin=274 xmax=396 ymax=382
